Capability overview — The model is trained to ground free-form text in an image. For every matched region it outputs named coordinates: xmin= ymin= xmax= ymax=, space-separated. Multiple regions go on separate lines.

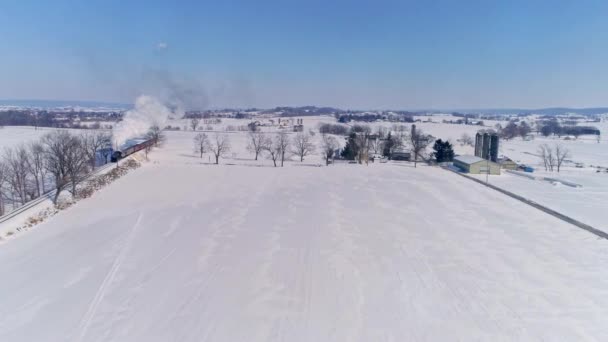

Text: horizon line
xmin=1 ymin=98 xmax=608 ymax=113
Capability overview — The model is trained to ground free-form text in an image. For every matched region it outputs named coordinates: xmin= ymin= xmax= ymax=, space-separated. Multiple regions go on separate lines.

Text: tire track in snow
xmin=324 ymin=179 xmax=365 ymax=341
xmin=163 ymin=216 xmax=182 ymax=237
xmin=73 ymin=213 xmax=143 ymax=342
xmin=171 ymin=175 xmax=272 ymax=341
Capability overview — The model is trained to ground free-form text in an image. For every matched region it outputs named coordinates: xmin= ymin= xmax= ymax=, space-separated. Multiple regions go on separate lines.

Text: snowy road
xmin=1 ymin=153 xmax=608 ymax=340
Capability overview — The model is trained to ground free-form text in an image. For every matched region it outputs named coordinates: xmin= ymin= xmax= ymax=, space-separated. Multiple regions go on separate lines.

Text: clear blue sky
xmin=1 ymin=0 xmax=607 ymax=109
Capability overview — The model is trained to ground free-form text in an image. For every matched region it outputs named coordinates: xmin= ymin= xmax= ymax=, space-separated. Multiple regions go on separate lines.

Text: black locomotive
xmin=110 ymin=138 xmax=156 ymax=162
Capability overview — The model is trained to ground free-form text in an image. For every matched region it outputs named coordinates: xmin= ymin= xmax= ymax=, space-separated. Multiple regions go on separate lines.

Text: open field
xmin=471 ymin=169 xmax=608 ymax=231
xmin=0 ymin=126 xmax=58 ymax=149
xmin=2 ymin=116 xmax=606 ymax=231
xmin=1 ymin=132 xmax=608 ymax=341
xmin=470 ymin=131 xmax=608 ymax=231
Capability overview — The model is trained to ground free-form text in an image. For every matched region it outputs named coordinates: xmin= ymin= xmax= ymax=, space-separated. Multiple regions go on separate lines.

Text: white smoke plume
xmin=113 ymin=95 xmax=178 ymax=146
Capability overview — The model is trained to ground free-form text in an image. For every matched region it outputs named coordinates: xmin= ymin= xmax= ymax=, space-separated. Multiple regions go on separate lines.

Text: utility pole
xmin=115 ymin=139 xmax=119 ymax=169
xmin=486 ymin=137 xmax=491 ymax=184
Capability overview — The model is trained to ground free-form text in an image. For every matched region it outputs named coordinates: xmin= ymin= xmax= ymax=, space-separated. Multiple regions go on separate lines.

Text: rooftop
xmin=454 ymin=155 xmax=485 ymax=164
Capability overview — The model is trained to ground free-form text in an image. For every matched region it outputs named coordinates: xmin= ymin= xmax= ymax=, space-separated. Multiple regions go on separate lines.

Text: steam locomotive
xmin=110 ymin=137 xmax=156 ymax=162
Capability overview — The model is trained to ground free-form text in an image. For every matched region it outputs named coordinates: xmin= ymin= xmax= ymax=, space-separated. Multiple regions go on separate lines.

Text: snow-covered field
xmin=2 ymin=130 xmax=608 ymax=341
xmin=0 ymin=126 xmax=58 ymax=149
xmin=476 ymin=134 xmax=608 ymax=231
xmin=472 ymin=169 xmax=608 ymax=230
xmin=0 ymin=126 xmax=114 ymax=149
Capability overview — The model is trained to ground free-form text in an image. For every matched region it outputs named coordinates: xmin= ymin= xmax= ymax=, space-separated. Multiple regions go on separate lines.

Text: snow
xmin=0 ymin=126 xmax=56 ymax=149
xmin=471 ymin=169 xmax=608 ymax=231
xmin=470 ymin=132 xmax=608 ymax=231
xmin=501 ymin=135 xmax=607 ymax=168
xmin=454 ymin=155 xmax=484 ymax=164
xmin=2 ymin=130 xmax=608 ymax=341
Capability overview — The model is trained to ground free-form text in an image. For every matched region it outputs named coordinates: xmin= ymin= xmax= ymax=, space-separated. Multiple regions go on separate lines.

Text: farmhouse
xmin=454 ymin=155 xmax=501 ymax=175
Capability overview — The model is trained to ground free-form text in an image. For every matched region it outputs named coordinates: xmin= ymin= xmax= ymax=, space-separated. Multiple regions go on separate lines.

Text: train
xmin=110 ymin=137 xmax=156 ymax=162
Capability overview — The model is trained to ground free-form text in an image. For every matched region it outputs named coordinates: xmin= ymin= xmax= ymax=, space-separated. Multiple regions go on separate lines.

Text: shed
xmin=498 ymin=157 xmax=518 ymax=170
xmin=391 ymin=148 xmax=411 ymax=161
xmin=453 ymin=155 xmax=501 ymax=175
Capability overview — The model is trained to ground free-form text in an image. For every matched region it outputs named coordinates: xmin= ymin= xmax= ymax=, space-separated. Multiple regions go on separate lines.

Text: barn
xmin=453 ymin=155 xmax=501 ymax=175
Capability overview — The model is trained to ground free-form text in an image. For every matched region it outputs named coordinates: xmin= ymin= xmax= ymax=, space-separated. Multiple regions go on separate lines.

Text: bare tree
xmin=276 ymin=132 xmax=291 ymax=167
xmin=247 ymin=132 xmax=268 ymax=161
xmin=375 ymin=126 xmax=387 ymax=139
xmin=265 ymin=133 xmax=290 ymax=167
xmin=354 ymin=133 xmax=370 ymax=164
xmin=460 ymin=133 xmax=474 ymax=146
xmin=42 ymin=131 xmax=72 ymax=204
xmin=81 ymin=131 xmax=112 ymax=169
xmin=193 ymin=133 xmax=210 ymax=158
xmin=291 ymin=132 xmax=315 ymax=162
xmin=3 ymin=146 xmax=31 ymax=205
xmin=519 ymin=121 xmax=532 ymax=139
xmin=264 ymin=136 xmax=280 ymax=167
xmin=190 ymin=117 xmax=201 ymax=131
xmin=147 ymin=125 xmax=166 ymax=147
xmin=368 ymin=136 xmax=382 ymax=155
xmin=501 ymin=121 xmax=519 ymax=140
xmin=538 ymin=144 xmax=557 ymax=171
xmin=547 ymin=145 xmax=556 ymax=171
xmin=0 ymin=161 xmax=6 ymax=215
xmin=321 ymin=134 xmax=339 ymax=166
xmin=210 ymin=133 xmax=231 ymax=164
xmin=27 ymin=142 xmax=47 ymax=197
xmin=555 ymin=144 xmax=570 ymax=172
xmin=383 ymin=132 xmax=404 ymax=159
xmin=537 ymin=144 xmax=549 ymax=171
xmin=409 ymin=125 xmax=432 ymax=167
xmin=392 ymin=124 xmax=408 ymax=140
xmin=64 ymin=135 xmax=90 ymax=198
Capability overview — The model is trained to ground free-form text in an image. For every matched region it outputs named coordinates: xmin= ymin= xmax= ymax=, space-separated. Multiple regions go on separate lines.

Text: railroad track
xmin=0 ymin=163 xmax=114 ymax=225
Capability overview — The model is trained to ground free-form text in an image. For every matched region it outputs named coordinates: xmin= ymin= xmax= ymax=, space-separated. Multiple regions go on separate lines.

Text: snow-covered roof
xmin=454 ymin=155 xmax=485 ymax=164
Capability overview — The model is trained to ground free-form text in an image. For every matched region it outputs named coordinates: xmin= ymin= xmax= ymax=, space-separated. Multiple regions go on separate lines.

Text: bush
xmin=319 ymin=123 xmax=349 ymax=135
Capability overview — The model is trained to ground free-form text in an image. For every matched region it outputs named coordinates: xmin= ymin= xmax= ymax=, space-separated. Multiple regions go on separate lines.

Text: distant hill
xmin=452 ymin=108 xmax=608 ymax=116
xmin=0 ymin=99 xmax=130 ymax=110
xmin=262 ymin=106 xmax=346 ymax=116
xmin=2 ymin=100 xmax=607 ymax=116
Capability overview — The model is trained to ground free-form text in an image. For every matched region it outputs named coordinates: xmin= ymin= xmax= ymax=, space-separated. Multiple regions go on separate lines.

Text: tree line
xmin=0 ymin=110 xmax=119 ymax=129
xmin=0 ymin=130 xmax=113 ymax=215
xmin=193 ymin=131 xmax=327 ymax=167
xmin=193 ymin=124 xmax=446 ymax=168
xmin=495 ymin=119 xmax=601 ymax=140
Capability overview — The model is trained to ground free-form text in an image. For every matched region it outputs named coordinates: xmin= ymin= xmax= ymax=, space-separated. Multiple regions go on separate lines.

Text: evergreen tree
xmin=432 ymin=139 xmax=454 ymax=163
xmin=444 ymin=140 xmax=454 ymax=162
xmin=382 ymin=132 xmax=394 ymax=158
xmin=340 ymin=133 xmax=359 ymax=160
